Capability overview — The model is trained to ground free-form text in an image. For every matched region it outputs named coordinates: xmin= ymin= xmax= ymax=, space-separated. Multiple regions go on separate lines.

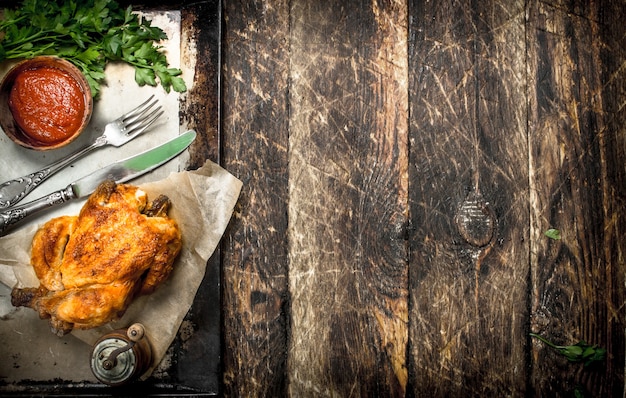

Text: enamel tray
xmin=0 ymin=0 xmax=222 ymax=395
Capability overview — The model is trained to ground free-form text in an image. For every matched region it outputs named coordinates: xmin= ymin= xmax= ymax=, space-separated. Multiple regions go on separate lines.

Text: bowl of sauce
xmin=0 ymin=56 xmax=93 ymax=150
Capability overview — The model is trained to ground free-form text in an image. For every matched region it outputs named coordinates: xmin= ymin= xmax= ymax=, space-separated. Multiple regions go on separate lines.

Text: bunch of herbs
xmin=0 ymin=0 xmax=186 ymax=98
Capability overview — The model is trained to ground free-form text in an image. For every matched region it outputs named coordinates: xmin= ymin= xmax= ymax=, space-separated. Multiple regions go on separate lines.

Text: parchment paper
xmin=0 ymin=160 xmax=242 ymax=381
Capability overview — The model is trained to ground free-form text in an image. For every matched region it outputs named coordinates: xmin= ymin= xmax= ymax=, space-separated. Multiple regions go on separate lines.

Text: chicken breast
xmin=11 ymin=180 xmax=182 ymax=336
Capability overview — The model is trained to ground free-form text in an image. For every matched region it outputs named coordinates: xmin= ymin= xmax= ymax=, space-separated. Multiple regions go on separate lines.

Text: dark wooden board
xmin=220 ymin=0 xmax=410 ymax=395
xmin=408 ymin=0 xmax=529 ymax=395
xmin=220 ymin=1 xmax=291 ymax=396
xmin=527 ymin=1 xmax=626 ymax=396
xmin=12 ymin=0 xmax=618 ymax=395
xmin=287 ymin=0 xmax=408 ymax=395
xmin=219 ymin=0 xmax=625 ymax=396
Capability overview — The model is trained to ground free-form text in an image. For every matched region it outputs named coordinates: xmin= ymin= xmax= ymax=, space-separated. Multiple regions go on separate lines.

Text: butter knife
xmin=0 ymin=130 xmax=196 ymax=236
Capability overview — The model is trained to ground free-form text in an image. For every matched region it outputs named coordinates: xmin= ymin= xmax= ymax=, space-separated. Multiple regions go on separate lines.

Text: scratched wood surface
xmin=220 ymin=1 xmax=291 ymax=396
xmin=408 ymin=0 xmax=530 ymax=395
xmin=220 ymin=0 xmax=625 ymax=396
xmin=526 ymin=1 xmax=626 ymax=396
xmin=287 ymin=0 xmax=408 ymax=395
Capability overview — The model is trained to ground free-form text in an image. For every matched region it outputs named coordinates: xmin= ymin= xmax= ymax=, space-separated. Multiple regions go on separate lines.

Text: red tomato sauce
xmin=9 ymin=66 xmax=86 ymax=145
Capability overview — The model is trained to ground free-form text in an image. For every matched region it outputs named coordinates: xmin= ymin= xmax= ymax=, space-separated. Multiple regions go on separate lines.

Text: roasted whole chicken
xmin=11 ymin=181 xmax=182 ymax=336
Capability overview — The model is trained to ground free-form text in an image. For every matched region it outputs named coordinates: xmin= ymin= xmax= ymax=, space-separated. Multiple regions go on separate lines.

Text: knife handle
xmin=0 ymin=185 xmax=76 ymax=236
xmin=0 ymin=141 xmax=101 ymax=209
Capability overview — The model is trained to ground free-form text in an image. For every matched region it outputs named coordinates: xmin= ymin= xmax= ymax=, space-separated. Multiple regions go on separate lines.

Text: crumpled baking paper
xmin=0 ymin=160 xmax=242 ymax=381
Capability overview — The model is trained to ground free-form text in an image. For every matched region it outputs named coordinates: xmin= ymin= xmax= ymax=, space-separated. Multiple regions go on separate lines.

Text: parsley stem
xmin=529 ymin=333 xmax=560 ymax=349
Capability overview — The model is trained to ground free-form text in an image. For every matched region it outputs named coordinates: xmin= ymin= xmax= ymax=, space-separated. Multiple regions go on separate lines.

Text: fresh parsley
xmin=530 ymin=333 xmax=606 ymax=367
xmin=0 ymin=0 xmax=187 ymax=98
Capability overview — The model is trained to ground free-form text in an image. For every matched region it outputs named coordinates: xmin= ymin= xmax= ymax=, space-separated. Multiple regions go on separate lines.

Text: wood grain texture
xmin=221 ymin=1 xmax=291 ymax=396
xmin=407 ymin=0 xmax=529 ymax=395
xmin=287 ymin=0 xmax=409 ymax=396
xmin=219 ymin=0 xmax=626 ymax=395
xmin=527 ymin=1 xmax=626 ymax=396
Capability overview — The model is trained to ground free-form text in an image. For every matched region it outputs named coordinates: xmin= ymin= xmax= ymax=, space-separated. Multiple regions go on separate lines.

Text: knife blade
xmin=0 ymin=130 xmax=196 ymax=236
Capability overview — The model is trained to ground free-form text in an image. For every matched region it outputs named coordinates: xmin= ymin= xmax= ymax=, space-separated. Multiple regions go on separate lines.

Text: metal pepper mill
xmin=90 ymin=323 xmax=152 ymax=386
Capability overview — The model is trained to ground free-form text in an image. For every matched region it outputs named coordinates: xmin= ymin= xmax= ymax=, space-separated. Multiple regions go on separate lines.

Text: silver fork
xmin=0 ymin=95 xmax=164 ymax=208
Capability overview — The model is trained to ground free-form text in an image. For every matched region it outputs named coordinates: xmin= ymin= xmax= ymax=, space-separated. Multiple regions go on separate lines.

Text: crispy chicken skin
xmin=11 ymin=181 xmax=182 ymax=336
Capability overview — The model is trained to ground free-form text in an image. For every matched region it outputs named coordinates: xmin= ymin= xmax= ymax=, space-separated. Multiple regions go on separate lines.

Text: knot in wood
xmin=455 ymin=190 xmax=496 ymax=248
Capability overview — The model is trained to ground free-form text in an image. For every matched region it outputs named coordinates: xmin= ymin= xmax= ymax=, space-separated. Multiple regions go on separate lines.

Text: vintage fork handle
xmin=0 ymin=185 xmax=76 ymax=236
xmin=0 ymin=136 xmax=106 ymax=209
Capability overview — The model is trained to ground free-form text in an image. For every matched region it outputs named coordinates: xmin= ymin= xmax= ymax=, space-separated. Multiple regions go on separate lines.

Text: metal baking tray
xmin=0 ymin=0 xmax=222 ymax=395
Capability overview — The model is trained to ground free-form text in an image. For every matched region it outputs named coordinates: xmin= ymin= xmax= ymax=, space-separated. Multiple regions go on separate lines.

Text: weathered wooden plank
xmin=288 ymin=0 xmax=409 ymax=395
xmin=598 ymin=3 xmax=626 ymax=394
xmin=527 ymin=0 xmax=626 ymax=396
xmin=220 ymin=1 xmax=291 ymax=396
xmin=407 ymin=0 xmax=529 ymax=395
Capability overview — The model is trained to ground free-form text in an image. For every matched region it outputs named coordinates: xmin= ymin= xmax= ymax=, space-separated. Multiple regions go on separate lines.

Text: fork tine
xmin=122 ymin=98 xmax=160 ymax=127
xmin=122 ymin=94 xmax=157 ymax=120
xmin=130 ymin=105 xmax=163 ymax=129
xmin=124 ymin=107 xmax=164 ymax=137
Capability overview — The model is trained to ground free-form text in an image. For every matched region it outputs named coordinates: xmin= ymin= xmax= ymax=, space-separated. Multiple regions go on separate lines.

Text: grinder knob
xmin=127 ymin=323 xmax=145 ymax=342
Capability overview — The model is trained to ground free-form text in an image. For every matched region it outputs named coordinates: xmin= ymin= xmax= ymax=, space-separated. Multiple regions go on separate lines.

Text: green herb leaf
xmin=0 ymin=0 xmax=186 ymax=98
xmin=544 ymin=228 xmax=561 ymax=240
xmin=135 ymin=67 xmax=156 ymax=87
xmin=170 ymin=75 xmax=187 ymax=93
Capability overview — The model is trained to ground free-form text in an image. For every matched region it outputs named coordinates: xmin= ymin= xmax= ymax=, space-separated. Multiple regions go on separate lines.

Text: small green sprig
xmin=0 ymin=0 xmax=186 ymax=98
xmin=530 ymin=333 xmax=606 ymax=367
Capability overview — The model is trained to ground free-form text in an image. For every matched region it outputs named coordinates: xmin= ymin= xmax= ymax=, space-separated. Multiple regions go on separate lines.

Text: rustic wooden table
xmin=218 ymin=0 xmax=626 ymax=396
xmin=0 ymin=0 xmax=623 ymax=396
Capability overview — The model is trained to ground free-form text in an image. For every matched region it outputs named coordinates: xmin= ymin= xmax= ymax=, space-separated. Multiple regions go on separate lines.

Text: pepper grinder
xmin=90 ymin=323 xmax=152 ymax=386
